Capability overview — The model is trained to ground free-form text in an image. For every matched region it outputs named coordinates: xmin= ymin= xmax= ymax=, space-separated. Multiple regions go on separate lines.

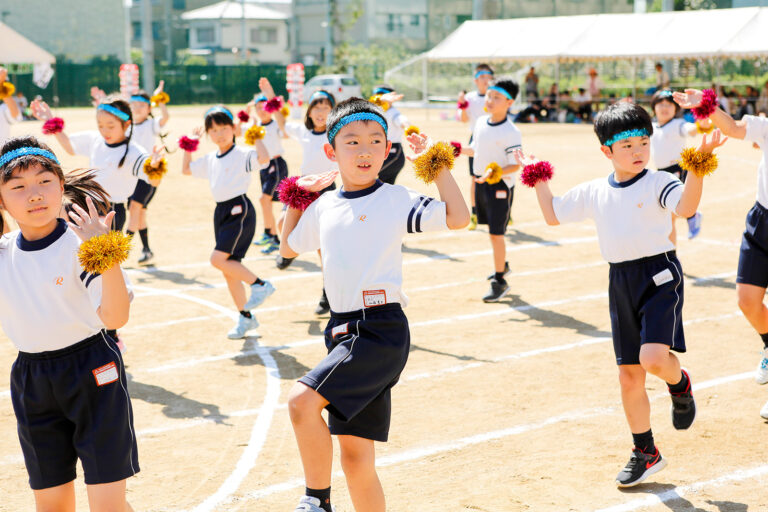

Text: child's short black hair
xmin=204 ymin=106 xmax=235 ymax=131
xmin=489 ymin=77 xmax=519 ymax=101
xmin=326 ymin=97 xmax=388 ymax=148
xmin=305 ymin=90 xmax=336 ymax=131
xmin=475 ymin=63 xmax=494 ymax=75
xmin=650 ymin=89 xmax=680 ymax=115
xmin=594 ymin=102 xmax=653 ymax=147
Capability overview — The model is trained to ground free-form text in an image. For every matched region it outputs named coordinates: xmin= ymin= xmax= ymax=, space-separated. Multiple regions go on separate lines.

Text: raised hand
xmin=90 ymin=86 xmax=106 ymax=106
xmin=380 ymin=92 xmax=404 ymax=104
xmin=0 ymin=67 xmax=7 ymax=83
xmin=474 ymin=168 xmax=492 ymax=184
xmin=68 ymin=196 xmax=115 ymax=241
xmin=672 ymin=89 xmax=703 ymax=109
xmin=458 ymin=90 xmax=466 ymax=103
xmin=512 ymin=148 xmax=537 ymax=168
xmin=698 ymin=129 xmax=727 ymax=154
xmin=30 ymin=99 xmax=53 ymax=121
xmin=259 ymin=77 xmax=276 ymax=99
xmin=405 ymin=133 xmax=429 ymax=158
xmin=152 ymin=80 xmax=165 ymax=97
xmin=150 ymin=144 xmax=164 ymax=166
xmin=192 ymin=126 xmax=204 ymax=139
xmin=297 ymin=170 xmax=339 ymax=192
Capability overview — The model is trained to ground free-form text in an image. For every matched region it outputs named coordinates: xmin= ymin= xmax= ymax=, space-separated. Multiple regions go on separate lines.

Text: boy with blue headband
xmin=280 ymin=98 xmax=468 ymax=512
xmin=516 ymin=101 xmax=726 ymax=487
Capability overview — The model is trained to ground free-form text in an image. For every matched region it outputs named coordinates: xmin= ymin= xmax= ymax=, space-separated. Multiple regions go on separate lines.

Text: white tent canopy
xmin=0 ymin=21 xmax=56 ymax=65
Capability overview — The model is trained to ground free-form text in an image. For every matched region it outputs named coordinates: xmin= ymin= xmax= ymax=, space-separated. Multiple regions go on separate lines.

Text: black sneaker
xmin=615 ymin=447 xmax=667 ymax=488
xmin=486 ymin=262 xmax=511 ymax=280
xmin=482 ymin=278 xmax=509 ymax=303
xmin=275 ymin=255 xmax=295 ymax=270
xmin=315 ymin=289 xmax=330 ymax=315
xmin=138 ymin=249 xmax=154 ymax=265
xmin=670 ymin=369 xmax=696 ymax=430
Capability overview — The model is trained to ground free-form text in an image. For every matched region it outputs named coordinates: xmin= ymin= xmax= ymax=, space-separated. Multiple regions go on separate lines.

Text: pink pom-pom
xmin=520 ymin=161 xmax=554 ymax=188
xmin=692 ymin=89 xmax=718 ymax=120
xmin=457 ymin=100 xmax=469 ymax=110
xmin=237 ymin=110 xmax=250 ymax=123
xmin=42 ymin=117 xmax=64 ymax=135
xmin=449 ymin=141 xmax=462 ymax=158
xmin=178 ymin=135 xmax=199 ymax=153
xmin=277 ymin=176 xmax=319 ymax=211
xmin=264 ymin=96 xmax=284 ymax=114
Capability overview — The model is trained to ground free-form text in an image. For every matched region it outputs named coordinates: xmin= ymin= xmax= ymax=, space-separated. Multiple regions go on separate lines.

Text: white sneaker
xmin=243 ymin=280 xmax=276 ymax=310
xmin=756 ymin=348 xmax=768 ymax=384
xmin=761 ymin=398 xmax=768 ymax=420
xmin=294 ymin=496 xmax=334 ymax=512
xmin=226 ymin=314 xmax=259 ymax=339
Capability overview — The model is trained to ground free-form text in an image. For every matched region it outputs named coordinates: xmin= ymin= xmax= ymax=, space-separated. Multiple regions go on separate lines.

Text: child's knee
xmin=287 ymin=383 xmax=323 ymax=423
xmin=737 ymin=290 xmax=762 ymax=316
xmin=638 ymin=348 xmax=668 ymax=374
xmin=618 ymin=367 xmax=643 ymax=391
xmin=340 ymin=446 xmax=375 ymax=476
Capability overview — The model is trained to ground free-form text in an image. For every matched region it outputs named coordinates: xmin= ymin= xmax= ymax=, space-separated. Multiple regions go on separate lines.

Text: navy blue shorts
xmin=11 ymin=331 xmax=139 ymax=490
xmin=737 ymin=201 xmax=768 ymax=288
xmin=468 ymin=135 xmax=474 ymax=177
xmin=659 ymin=163 xmax=688 ymax=183
xmin=475 ymin=180 xmax=514 ymax=235
xmin=260 ymin=156 xmax=288 ymax=201
xmin=379 ymin=143 xmax=405 ymax=185
xmin=128 ymin=180 xmax=157 ymax=208
xmin=608 ymin=251 xmax=686 ymax=365
xmin=213 ymin=194 xmax=256 ymax=261
xmin=299 ymin=303 xmax=410 ymax=442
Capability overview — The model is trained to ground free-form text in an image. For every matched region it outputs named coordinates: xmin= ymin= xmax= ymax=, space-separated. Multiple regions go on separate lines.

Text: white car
xmin=302 ymin=74 xmax=361 ymax=104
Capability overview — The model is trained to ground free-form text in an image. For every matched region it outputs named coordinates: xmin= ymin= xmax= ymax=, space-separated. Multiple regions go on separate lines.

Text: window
xmin=411 ymin=15 xmax=420 ymax=26
xmin=196 ymin=26 xmax=215 ymax=44
xmin=341 ymin=77 xmax=359 ymax=86
xmin=132 ymin=22 xmax=141 ymax=39
xmin=250 ymin=27 xmax=278 ymax=44
xmin=172 ymin=0 xmax=185 ymax=9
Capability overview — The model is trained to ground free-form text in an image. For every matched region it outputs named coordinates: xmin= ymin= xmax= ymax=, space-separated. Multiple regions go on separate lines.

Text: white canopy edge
xmin=0 ymin=21 xmax=56 ymax=65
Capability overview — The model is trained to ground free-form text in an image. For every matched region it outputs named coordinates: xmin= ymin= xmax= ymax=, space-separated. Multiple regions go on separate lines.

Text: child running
xmin=457 ymin=63 xmax=494 ymax=230
xmin=0 ymin=135 xmax=139 ymax=511
xmin=180 ymin=106 xmax=275 ymax=339
xmin=650 ymin=89 xmax=705 ymax=242
xmin=674 ymin=88 xmax=768 ymax=419
xmin=31 ymin=96 xmax=161 ymax=232
xmin=460 ymin=77 xmax=522 ymax=302
xmin=126 ymin=81 xmax=171 ymax=264
xmin=517 ymin=101 xmax=725 ymax=487
xmin=280 ymin=98 xmax=469 ymax=512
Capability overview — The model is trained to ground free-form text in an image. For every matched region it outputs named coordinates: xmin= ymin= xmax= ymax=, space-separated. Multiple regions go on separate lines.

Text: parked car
xmin=302 ymin=74 xmax=361 ymax=104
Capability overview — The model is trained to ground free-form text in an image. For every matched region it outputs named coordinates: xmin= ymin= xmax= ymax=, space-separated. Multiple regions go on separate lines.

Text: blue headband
xmin=205 ymin=106 xmax=234 ymax=121
xmin=0 ymin=147 xmax=60 ymax=168
xmin=97 ymin=104 xmax=130 ymax=122
xmin=603 ymin=128 xmax=649 ymax=147
xmin=310 ymin=90 xmax=335 ymax=106
xmin=328 ymin=112 xmax=388 ymax=145
xmin=488 ymin=85 xmax=513 ymax=100
xmin=373 ymin=87 xmax=393 ymax=95
xmin=475 ymin=70 xmax=493 ymax=79
xmin=130 ymin=95 xmax=151 ymax=104
xmin=658 ymin=90 xmax=674 ymax=98
xmin=254 ymin=94 xmax=267 ymax=103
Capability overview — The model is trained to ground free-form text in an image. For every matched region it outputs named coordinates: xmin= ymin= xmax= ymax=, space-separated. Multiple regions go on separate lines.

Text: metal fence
xmin=9 ymin=63 xmax=320 ymax=107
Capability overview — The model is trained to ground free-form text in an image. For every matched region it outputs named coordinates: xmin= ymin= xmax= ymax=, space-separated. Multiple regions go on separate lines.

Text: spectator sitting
xmin=541 ymin=84 xmax=559 ymax=121
xmin=525 ymin=67 xmax=539 ymax=99
xmin=574 ymin=87 xmax=592 ymax=122
xmin=756 ymin=81 xmax=768 ymax=114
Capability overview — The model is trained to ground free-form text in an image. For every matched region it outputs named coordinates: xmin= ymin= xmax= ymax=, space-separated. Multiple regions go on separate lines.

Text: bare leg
xmin=288 ymin=382 xmax=333 ymax=490
xmin=224 ymin=274 xmax=247 ymax=310
xmin=139 ymin=208 xmax=148 ymax=231
xmin=338 ymin=435 xmax=385 ymax=512
xmin=490 ymin=234 xmax=506 ymax=273
xmin=33 ymin=481 xmax=76 ymax=512
xmin=639 ymin=343 xmax=682 ymax=384
xmin=86 ymin=479 xmax=134 ymax=512
xmin=737 ymin=283 xmax=768 ymax=334
xmin=260 ymin=194 xmax=276 ymax=233
xmin=470 ymin=180 xmax=476 ymax=209
xmin=210 ymin=250 xmax=258 ymax=283
xmin=127 ymin=201 xmax=142 ymax=233
xmin=618 ymin=365 xmax=651 ymax=434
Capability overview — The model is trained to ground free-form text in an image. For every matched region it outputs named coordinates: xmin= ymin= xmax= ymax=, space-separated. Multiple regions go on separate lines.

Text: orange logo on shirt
xmin=54 ymin=277 xmax=64 ymax=286
xmin=359 ymin=215 xmax=367 ymax=222
xmin=637 ymin=202 xmax=643 ymax=208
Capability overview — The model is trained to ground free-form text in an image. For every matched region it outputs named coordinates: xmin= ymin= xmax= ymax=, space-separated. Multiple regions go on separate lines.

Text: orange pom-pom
xmin=0 ymin=82 xmax=15 ymax=100
xmin=485 ymin=162 xmax=503 ymax=184
xmin=150 ymin=91 xmax=170 ymax=106
xmin=368 ymin=94 xmax=390 ymax=112
xmin=143 ymin=157 xmax=168 ymax=180
xmin=78 ymin=231 xmax=132 ymax=274
xmin=244 ymin=125 xmax=266 ymax=145
xmin=413 ymin=141 xmax=455 ymax=184
xmin=404 ymin=126 xmax=420 ymax=136
xmin=679 ymin=147 xmax=718 ymax=178
xmin=280 ymin=105 xmax=291 ymax=117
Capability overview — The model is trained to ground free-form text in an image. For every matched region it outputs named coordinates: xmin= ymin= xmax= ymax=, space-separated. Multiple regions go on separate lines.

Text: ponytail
xmin=62 ymin=169 xmax=111 ymax=218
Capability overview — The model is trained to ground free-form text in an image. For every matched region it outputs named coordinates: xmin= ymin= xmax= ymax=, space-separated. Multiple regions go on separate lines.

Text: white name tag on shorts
xmin=495 ymin=190 xmax=507 ymax=199
xmin=332 ymin=323 xmax=349 ymax=338
xmin=363 ymin=289 xmax=387 ymax=308
xmin=653 ymin=268 xmax=674 ymax=287
xmin=231 ymin=205 xmax=243 ymax=215
xmin=92 ymin=362 xmax=119 ymax=386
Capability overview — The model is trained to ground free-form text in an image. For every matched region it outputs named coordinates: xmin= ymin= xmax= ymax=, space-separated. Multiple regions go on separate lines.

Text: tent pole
xmin=422 ymin=57 xmax=429 ymax=119
xmin=632 ymin=58 xmax=638 ymax=102
xmin=555 ymin=58 xmax=560 ymax=95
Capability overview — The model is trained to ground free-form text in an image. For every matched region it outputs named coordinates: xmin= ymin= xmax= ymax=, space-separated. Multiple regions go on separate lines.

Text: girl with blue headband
xmin=126 ymin=81 xmax=171 ymax=265
xmin=518 ymin=101 xmax=726 ymax=488
xmin=30 ymin=96 xmax=162 ymax=233
xmin=370 ymin=84 xmax=410 ymax=185
xmin=0 ymin=135 xmax=140 ymax=511
xmin=179 ymin=105 xmax=275 ymax=340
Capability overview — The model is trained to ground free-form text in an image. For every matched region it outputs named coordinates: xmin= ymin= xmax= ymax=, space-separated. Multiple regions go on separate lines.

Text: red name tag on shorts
xmin=363 ymin=289 xmax=387 ymax=308
xmin=93 ymin=362 xmax=119 ymax=386
xmin=332 ymin=323 xmax=349 ymax=338
xmin=495 ymin=189 xmax=507 ymax=199
xmin=231 ymin=205 xmax=243 ymax=215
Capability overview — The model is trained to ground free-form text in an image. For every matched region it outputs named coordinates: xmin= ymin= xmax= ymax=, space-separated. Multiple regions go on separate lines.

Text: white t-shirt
xmin=460 ymin=90 xmax=487 ymax=135
xmin=384 ymin=106 xmax=409 ymax=144
xmin=552 ymin=169 xmax=684 ymax=263
xmin=284 ymin=121 xmax=336 ymax=176
xmin=470 ymin=115 xmax=522 ymax=187
xmin=69 ymin=131 xmax=150 ymax=203
xmin=651 ymin=118 xmax=696 ymax=169
xmin=257 ymin=119 xmax=285 ymax=166
xmin=288 ymin=181 xmax=448 ymax=313
xmin=0 ymin=102 xmax=22 ymax=146
xmin=0 ymin=220 xmax=132 ymax=353
xmin=131 ymin=117 xmax=161 ymax=154
xmin=188 ymin=144 xmax=258 ymax=202
xmin=744 ymin=115 xmax=768 ymax=209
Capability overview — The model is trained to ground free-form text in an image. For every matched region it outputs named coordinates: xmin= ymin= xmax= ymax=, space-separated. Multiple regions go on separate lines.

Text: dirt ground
xmin=1 ymin=105 xmax=767 ymax=511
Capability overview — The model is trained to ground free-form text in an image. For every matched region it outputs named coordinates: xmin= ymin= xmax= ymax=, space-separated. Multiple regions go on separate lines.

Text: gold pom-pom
xmin=413 ymin=141 xmax=455 ymax=184
xmin=0 ymin=82 xmax=15 ymax=100
xmin=78 ymin=231 xmax=132 ymax=274
xmin=143 ymin=157 xmax=168 ymax=180
xmin=485 ymin=162 xmax=503 ymax=184
xmin=696 ymin=121 xmax=714 ymax=135
xmin=679 ymin=147 xmax=718 ymax=178
xmin=368 ymin=94 xmax=390 ymax=112
xmin=244 ymin=125 xmax=266 ymax=145
xmin=404 ymin=125 xmax=420 ymax=136
xmin=280 ymin=105 xmax=290 ymax=117
xmin=150 ymin=91 xmax=170 ymax=106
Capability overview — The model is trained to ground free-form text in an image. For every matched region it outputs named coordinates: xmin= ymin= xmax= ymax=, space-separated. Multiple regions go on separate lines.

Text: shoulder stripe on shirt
xmin=414 ymin=198 xmax=434 ymax=233
xmin=407 ymin=196 xmax=427 ymax=234
xmin=132 ymin=153 xmax=146 ymax=176
xmin=659 ymin=181 xmax=682 ymax=209
xmin=79 ymin=270 xmax=101 ymax=288
xmin=245 ymin=150 xmax=257 ymax=173
xmin=504 ymin=144 xmax=522 ymax=154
